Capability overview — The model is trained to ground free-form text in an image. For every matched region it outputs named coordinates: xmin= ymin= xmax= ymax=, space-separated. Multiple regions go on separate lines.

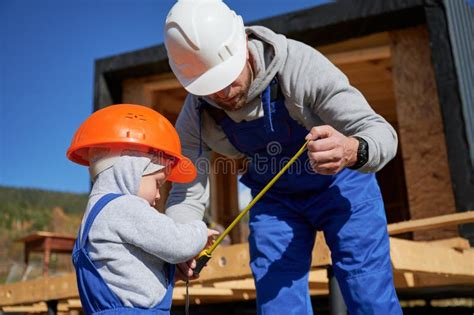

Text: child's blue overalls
xmin=72 ymin=193 xmax=175 ymax=315
xmin=200 ymin=79 xmax=402 ymax=314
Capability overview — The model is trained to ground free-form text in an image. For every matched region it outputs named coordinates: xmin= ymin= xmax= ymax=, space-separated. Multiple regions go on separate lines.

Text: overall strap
xmin=269 ymin=77 xmax=282 ymax=101
xmin=261 ymin=77 xmax=283 ymax=133
xmin=79 ymin=193 xmax=122 ymax=248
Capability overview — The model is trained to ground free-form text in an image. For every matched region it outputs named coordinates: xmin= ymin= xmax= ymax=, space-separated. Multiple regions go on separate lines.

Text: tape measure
xmin=193 ymin=139 xmax=310 ymax=275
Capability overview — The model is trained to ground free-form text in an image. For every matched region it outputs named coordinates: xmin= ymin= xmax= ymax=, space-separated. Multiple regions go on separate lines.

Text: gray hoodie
xmin=81 ymin=155 xmax=207 ymax=308
xmin=166 ymin=26 xmax=398 ymax=224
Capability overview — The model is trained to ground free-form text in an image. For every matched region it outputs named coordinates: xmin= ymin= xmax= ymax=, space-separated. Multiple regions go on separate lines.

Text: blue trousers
xmin=248 ymin=191 xmax=402 ymax=315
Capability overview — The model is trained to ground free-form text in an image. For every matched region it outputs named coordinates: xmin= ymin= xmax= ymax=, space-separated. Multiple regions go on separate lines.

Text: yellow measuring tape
xmin=193 ymin=139 xmax=310 ymax=275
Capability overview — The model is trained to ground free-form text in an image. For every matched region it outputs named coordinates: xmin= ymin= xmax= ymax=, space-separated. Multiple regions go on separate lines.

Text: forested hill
xmin=0 ymin=185 xmax=88 ymax=230
xmin=0 ymin=185 xmax=88 ymax=213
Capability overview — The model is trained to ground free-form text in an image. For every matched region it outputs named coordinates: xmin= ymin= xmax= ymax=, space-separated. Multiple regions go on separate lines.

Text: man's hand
xmin=305 ymin=125 xmax=359 ymax=175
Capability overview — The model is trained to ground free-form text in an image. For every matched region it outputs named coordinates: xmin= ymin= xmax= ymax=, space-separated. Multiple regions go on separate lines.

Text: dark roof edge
xmin=93 ymin=0 xmax=426 ymax=109
xmin=95 ymin=0 xmax=425 ymax=75
xmin=251 ymin=0 xmax=425 ymax=40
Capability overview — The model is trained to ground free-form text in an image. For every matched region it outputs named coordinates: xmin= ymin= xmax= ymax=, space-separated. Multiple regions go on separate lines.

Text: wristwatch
xmin=349 ymin=136 xmax=369 ymax=170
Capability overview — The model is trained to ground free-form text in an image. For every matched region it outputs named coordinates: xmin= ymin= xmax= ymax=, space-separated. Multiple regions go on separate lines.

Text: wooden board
xmin=393 ymin=271 xmax=474 ymax=289
xmin=423 ymin=237 xmax=471 ymax=250
xmin=390 ymin=237 xmax=474 ymax=276
xmin=388 ymin=211 xmax=474 ymax=235
xmin=197 ymin=232 xmax=330 ymax=283
xmin=0 ymin=273 xmax=78 ymax=307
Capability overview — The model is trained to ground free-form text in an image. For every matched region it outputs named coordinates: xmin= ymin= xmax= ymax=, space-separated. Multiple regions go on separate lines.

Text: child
xmin=67 ymin=104 xmax=209 ymax=314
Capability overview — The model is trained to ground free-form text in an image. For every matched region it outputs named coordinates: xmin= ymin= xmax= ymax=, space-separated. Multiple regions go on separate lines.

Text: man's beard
xmin=213 ymin=91 xmax=249 ymax=111
xmin=211 ymin=62 xmax=253 ymax=112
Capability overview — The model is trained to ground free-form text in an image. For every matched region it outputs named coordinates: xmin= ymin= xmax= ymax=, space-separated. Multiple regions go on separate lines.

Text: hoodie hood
xmin=90 ymin=155 xmax=152 ymax=197
xmin=245 ymin=26 xmax=288 ymax=101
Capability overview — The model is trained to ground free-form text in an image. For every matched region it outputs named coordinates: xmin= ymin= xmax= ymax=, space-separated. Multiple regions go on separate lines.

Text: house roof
xmin=92 ymin=0 xmax=474 ymax=225
xmin=93 ymin=0 xmax=426 ymax=108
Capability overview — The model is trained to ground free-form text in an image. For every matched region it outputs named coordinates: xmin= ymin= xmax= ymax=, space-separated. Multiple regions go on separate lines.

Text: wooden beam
xmin=326 ymin=46 xmax=391 ymax=65
xmin=212 ymin=278 xmax=255 ymax=290
xmin=209 ymin=269 xmax=328 ymax=292
xmin=173 ymin=287 xmax=256 ymax=305
xmin=173 ymin=286 xmax=235 ymax=297
xmin=424 ymin=237 xmax=471 ymax=250
xmin=193 ymin=232 xmax=330 ymax=283
xmin=0 ymin=274 xmax=78 ymax=307
xmin=193 ymin=242 xmax=250 ymax=282
xmin=390 ymin=25 xmax=458 ymax=241
xmin=317 ymin=32 xmax=391 ymax=55
xmin=337 ymin=58 xmax=393 ymax=83
xmin=390 ymin=237 xmax=474 ymax=276
xmin=143 ymin=78 xmax=181 ymax=92
xmin=57 ymin=302 xmax=70 ymax=312
xmin=388 ymin=211 xmax=474 ymax=235
xmin=2 ymin=302 xmax=47 ymax=313
xmin=394 ymin=270 xmax=474 ymax=289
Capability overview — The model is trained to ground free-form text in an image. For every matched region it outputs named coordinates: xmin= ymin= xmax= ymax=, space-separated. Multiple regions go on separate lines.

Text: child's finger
xmin=207 ymin=229 xmax=220 ymax=236
xmin=177 ymin=262 xmax=192 ymax=277
xmin=187 ymin=259 xmax=196 ymax=269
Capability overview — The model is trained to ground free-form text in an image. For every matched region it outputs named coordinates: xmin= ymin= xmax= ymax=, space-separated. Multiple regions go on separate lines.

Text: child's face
xmin=137 ymin=168 xmax=170 ymax=207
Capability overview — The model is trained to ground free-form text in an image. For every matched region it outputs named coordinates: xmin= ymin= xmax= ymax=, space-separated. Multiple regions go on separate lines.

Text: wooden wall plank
xmin=326 ymin=46 xmax=391 ymax=65
xmin=390 ymin=26 xmax=458 ymax=240
xmin=121 ymin=78 xmax=150 ymax=106
xmin=318 ymin=32 xmax=390 ymax=55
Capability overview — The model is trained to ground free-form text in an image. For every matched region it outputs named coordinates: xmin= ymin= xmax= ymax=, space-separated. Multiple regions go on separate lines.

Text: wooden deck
xmin=1 ymin=212 xmax=473 ymax=313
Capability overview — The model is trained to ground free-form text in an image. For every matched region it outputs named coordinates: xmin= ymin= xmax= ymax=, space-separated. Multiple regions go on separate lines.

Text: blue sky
xmin=0 ymin=0 xmax=329 ymax=194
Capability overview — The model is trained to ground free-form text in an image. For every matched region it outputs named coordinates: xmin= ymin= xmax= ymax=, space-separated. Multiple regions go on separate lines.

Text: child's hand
xmin=174 ymin=229 xmax=220 ymax=283
xmin=206 ymin=229 xmax=220 ymax=248
xmin=175 ymin=258 xmax=198 ymax=283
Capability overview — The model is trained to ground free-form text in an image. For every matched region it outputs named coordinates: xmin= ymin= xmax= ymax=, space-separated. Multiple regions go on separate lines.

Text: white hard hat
xmin=164 ymin=0 xmax=247 ymax=96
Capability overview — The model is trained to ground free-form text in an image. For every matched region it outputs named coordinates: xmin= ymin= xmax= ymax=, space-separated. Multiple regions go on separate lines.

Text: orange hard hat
xmin=66 ymin=104 xmax=197 ymax=183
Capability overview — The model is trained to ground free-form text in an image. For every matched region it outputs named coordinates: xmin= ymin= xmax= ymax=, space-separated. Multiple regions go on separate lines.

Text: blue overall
xmin=72 ymin=193 xmax=175 ymax=315
xmin=200 ymin=80 xmax=401 ymax=314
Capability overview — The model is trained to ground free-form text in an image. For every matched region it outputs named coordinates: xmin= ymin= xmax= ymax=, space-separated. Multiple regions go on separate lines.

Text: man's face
xmin=206 ymin=55 xmax=253 ymax=112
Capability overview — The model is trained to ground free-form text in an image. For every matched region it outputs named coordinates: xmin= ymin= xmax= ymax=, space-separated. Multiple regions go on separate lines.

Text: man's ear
xmin=245 ymin=36 xmax=249 ymax=60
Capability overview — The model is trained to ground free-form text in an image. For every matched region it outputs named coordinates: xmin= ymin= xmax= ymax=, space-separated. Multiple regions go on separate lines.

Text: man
xmin=164 ymin=0 xmax=402 ymax=314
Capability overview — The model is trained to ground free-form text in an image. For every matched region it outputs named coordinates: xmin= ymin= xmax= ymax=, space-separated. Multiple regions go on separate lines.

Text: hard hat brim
xmin=181 ymin=41 xmax=247 ymax=96
xmin=168 ymin=155 xmax=197 ymax=183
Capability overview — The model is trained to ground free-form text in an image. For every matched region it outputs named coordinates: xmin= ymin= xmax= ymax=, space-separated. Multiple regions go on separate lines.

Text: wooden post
xmin=43 ymin=237 xmax=51 ymax=276
xmin=210 ymin=153 xmax=241 ymax=244
xmin=390 ymin=26 xmax=458 ymax=241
